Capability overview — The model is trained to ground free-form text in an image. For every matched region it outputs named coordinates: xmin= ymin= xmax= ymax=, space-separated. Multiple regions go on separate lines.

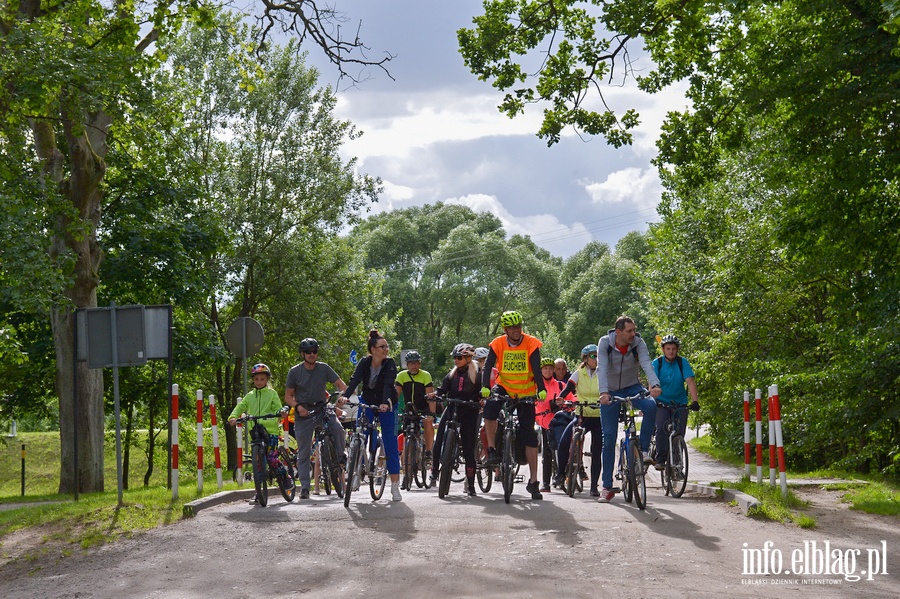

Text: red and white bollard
xmin=209 ymin=395 xmax=223 ymax=489
xmin=768 ymin=393 xmax=777 ymax=486
xmin=171 ymin=384 xmax=180 ymax=500
xmin=196 ymin=390 xmax=204 ymax=493
xmin=769 ymin=384 xmax=787 ymax=496
xmin=236 ymin=419 xmax=244 ymax=487
xmin=743 ymin=391 xmax=751 ymax=478
xmin=754 ymin=388 xmax=763 ymax=484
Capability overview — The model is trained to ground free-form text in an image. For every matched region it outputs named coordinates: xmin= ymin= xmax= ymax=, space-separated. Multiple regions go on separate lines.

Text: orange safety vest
xmin=489 ymin=333 xmax=542 ymax=397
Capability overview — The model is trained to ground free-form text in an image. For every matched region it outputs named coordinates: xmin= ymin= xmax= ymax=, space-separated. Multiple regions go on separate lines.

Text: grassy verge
xmin=713 ymin=478 xmax=817 ymax=528
xmin=689 ymin=434 xmax=899 ymax=520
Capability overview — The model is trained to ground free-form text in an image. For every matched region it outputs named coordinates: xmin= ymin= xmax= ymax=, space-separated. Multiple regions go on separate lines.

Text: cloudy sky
xmin=297 ymin=1 xmax=690 ymax=258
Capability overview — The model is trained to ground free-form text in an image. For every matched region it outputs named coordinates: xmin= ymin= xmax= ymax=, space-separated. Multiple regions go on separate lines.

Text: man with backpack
xmin=596 ymin=315 xmax=662 ymax=503
xmin=651 ymin=335 xmax=700 ymax=469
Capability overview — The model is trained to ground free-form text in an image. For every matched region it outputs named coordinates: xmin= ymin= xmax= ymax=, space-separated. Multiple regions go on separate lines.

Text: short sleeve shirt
xmin=655 ymin=357 xmax=696 ymax=405
xmin=285 ymin=362 xmax=340 ymax=406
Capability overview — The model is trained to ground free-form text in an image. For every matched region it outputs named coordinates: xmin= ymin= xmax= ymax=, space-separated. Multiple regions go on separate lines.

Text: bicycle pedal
xmin=514 ymin=475 xmax=525 ymax=483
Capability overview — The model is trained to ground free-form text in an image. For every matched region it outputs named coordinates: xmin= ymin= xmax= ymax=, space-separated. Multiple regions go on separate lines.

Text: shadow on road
xmin=345 ymin=500 xmax=416 ymax=543
xmin=608 ymin=498 xmax=722 ymax=552
xmin=476 ymin=493 xmax=590 ymax=546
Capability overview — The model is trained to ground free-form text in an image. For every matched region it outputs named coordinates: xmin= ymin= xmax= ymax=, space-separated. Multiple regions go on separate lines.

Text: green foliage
xmin=352 ymin=202 xmax=563 ymax=372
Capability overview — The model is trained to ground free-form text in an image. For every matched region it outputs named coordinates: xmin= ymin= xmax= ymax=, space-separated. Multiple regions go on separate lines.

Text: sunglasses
xmin=374 ymin=344 xmax=389 ymax=350
xmin=587 ymin=354 xmax=598 ymax=359
xmin=303 ymin=349 xmax=318 ymax=355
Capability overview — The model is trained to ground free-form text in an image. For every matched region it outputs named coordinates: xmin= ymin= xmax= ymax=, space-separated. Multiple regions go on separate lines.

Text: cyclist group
xmin=230 ymin=311 xmax=699 ymax=505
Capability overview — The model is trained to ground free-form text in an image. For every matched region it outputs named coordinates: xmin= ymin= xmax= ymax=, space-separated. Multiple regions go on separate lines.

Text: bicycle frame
xmin=343 ymin=402 xmax=387 ymax=506
xmin=235 ymin=410 xmax=294 ymax=507
xmin=659 ymin=403 xmax=691 ymax=498
xmin=563 ymin=401 xmax=597 ymax=497
xmin=611 ymin=393 xmax=648 ymax=510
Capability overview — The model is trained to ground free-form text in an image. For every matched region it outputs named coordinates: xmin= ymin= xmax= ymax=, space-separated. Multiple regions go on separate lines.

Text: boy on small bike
xmin=229 ymin=363 xmax=291 ymax=504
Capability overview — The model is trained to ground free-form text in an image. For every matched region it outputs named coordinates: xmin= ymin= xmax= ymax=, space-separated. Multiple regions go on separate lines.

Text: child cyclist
xmin=229 ymin=363 xmax=292 ymax=504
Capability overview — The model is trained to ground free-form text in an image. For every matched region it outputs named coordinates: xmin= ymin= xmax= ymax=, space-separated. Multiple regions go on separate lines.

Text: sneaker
xmin=540 ymin=484 xmax=551 ymax=493
xmin=485 ymin=447 xmax=500 ymax=466
xmin=313 ymin=488 xmax=321 ymax=495
xmin=247 ymin=495 xmax=258 ymax=505
xmin=597 ymin=488 xmax=615 ymax=503
xmin=466 ymin=478 xmax=477 ymax=497
xmin=578 ymin=467 xmax=588 ymax=481
xmin=643 ymin=454 xmax=655 ymax=466
xmin=526 ymin=480 xmax=543 ymax=500
xmin=552 ymin=479 xmax=565 ymax=490
xmin=391 ymin=485 xmax=402 ymax=501
xmin=300 ymin=488 xmax=310 ymax=499
xmin=654 ymin=461 xmax=666 ymax=472
xmin=424 ymin=449 xmax=433 ymax=461
xmin=589 ymin=487 xmax=600 ymax=497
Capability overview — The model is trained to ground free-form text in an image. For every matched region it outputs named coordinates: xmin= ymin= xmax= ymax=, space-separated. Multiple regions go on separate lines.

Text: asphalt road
xmin=2 ymin=474 xmax=897 ymax=599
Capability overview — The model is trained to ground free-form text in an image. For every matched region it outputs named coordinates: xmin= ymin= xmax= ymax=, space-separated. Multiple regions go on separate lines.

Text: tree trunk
xmin=36 ymin=108 xmax=112 ymax=494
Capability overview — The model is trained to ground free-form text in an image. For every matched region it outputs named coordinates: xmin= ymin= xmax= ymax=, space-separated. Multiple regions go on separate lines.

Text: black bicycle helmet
xmin=299 ymin=337 xmax=319 ymax=353
xmin=405 ymin=350 xmax=422 ymax=362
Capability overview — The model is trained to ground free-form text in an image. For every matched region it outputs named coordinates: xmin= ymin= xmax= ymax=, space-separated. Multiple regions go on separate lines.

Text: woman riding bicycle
xmin=229 ymin=363 xmax=289 ymax=504
xmin=651 ymin=335 xmax=699 ymax=469
xmin=555 ymin=344 xmax=604 ymax=496
xmin=342 ymin=329 xmax=403 ymax=501
xmin=430 ymin=343 xmax=483 ymax=497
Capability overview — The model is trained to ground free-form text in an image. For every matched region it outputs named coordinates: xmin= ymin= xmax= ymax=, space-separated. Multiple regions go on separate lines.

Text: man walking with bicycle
xmin=285 ymin=338 xmax=348 ymax=500
xmin=596 ymin=316 xmax=662 ymax=503
xmin=651 ymin=335 xmax=699 ymax=469
xmin=480 ymin=310 xmax=548 ymax=500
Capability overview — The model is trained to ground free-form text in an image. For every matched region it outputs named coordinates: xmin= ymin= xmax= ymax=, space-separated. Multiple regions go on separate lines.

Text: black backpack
xmin=652 ymin=356 xmax=686 ymax=393
xmin=606 ymin=330 xmax=640 ymax=363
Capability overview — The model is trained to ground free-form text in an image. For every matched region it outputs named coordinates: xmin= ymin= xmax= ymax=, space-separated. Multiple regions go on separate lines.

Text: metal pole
xmin=110 ymin=302 xmax=124 ymax=507
xmin=73 ymin=308 xmax=79 ymax=502
xmin=166 ymin=304 xmax=173 ymax=490
xmin=20 ymin=443 xmax=25 ymax=496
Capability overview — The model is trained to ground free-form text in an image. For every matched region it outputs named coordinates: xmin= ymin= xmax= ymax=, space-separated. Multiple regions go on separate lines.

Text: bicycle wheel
xmin=573 ymin=432 xmax=585 ymax=494
xmin=475 ymin=434 xmax=492 ymax=493
xmin=564 ymin=431 xmax=581 ymax=497
xmin=403 ymin=434 xmax=416 ymax=491
xmin=502 ymin=427 xmax=516 ymax=504
xmin=323 ymin=437 xmax=344 ymax=498
xmin=670 ymin=436 xmax=689 ymax=498
xmin=277 ymin=458 xmax=296 ymax=502
xmin=438 ymin=431 xmax=458 ymax=499
xmin=344 ymin=437 xmax=361 ymax=507
xmin=621 ymin=442 xmax=633 ymax=503
xmin=631 ymin=441 xmax=647 ymax=510
xmin=251 ymin=444 xmax=268 ymax=507
xmin=370 ymin=438 xmax=387 ymax=501
xmin=416 ymin=437 xmax=430 ymax=489
xmin=451 ymin=440 xmax=465 ymax=483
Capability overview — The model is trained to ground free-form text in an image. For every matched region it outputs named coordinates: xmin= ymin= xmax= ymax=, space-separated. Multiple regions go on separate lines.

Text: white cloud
xmin=447 ymin=194 xmax=594 ymax=257
xmin=583 ymin=167 xmax=662 ymax=211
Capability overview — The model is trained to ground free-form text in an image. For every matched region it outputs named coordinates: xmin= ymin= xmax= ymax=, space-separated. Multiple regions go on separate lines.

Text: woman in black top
xmin=343 ymin=329 xmax=402 ymax=501
xmin=430 ymin=343 xmax=483 ymax=497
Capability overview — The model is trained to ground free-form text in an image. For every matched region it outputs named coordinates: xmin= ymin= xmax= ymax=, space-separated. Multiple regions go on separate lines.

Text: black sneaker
xmin=526 ymin=480 xmax=543 ymax=500
xmin=590 ymin=487 xmax=600 ymax=497
xmin=485 ymin=447 xmax=500 ymax=466
xmin=540 ymin=484 xmax=551 ymax=493
xmin=300 ymin=488 xmax=310 ymax=499
xmin=247 ymin=495 xmax=258 ymax=505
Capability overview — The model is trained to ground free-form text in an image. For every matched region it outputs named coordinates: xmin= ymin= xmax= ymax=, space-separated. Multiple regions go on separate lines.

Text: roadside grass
xmin=690 ymin=434 xmax=899 ymax=521
xmin=0 ymin=430 xmax=250 ymax=559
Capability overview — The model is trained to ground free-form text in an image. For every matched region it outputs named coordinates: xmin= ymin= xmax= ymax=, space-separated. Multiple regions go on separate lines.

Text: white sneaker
xmin=391 ymin=484 xmax=402 ymax=501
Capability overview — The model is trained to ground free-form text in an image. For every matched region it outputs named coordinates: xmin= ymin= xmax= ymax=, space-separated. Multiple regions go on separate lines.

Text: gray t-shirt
xmin=285 ymin=362 xmax=340 ymax=406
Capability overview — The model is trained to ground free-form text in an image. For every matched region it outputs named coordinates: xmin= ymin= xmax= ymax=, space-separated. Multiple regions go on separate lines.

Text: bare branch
xmin=257 ymin=0 xmax=395 ymax=83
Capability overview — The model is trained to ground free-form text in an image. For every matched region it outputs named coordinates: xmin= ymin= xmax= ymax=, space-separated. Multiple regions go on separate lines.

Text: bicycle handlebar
xmin=234 ymin=407 xmax=289 ymax=425
xmin=607 ymin=391 xmax=649 ymax=404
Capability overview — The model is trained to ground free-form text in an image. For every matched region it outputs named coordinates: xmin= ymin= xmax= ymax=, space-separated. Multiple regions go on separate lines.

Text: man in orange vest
xmin=480 ymin=310 xmax=548 ymax=500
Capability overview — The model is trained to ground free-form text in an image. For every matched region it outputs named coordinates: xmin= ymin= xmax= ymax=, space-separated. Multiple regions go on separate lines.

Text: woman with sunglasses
xmin=554 ymin=344 xmax=604 ymax=496
xmin=342 ymin=329 xmax=403 ymax=500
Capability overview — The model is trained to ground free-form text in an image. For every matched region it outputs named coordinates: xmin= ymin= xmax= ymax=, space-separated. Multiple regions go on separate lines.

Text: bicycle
xmin=654 ymin=402 xmax=692 ymax=498
xmin=562 ymin=401 xmax=599 ymax=498
xmin=306 ymin=398 xmax=345 ymax=499
xmin=235 ymin=409 xmax=296 ymax=507
xmin=343 ymin=401 xmax=388 ymax=507
xmin=435 ymin=397 xmax=479 ymax=498
xmin=400 ymin=409 xmax=432 ymax=490
xmin=474 ymin=413 xmax=493 ymax=493
xmin=488 ymin=393 xmax=536 ymax=504
xmin=610 ymin=392 xmax=647 ymax=510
